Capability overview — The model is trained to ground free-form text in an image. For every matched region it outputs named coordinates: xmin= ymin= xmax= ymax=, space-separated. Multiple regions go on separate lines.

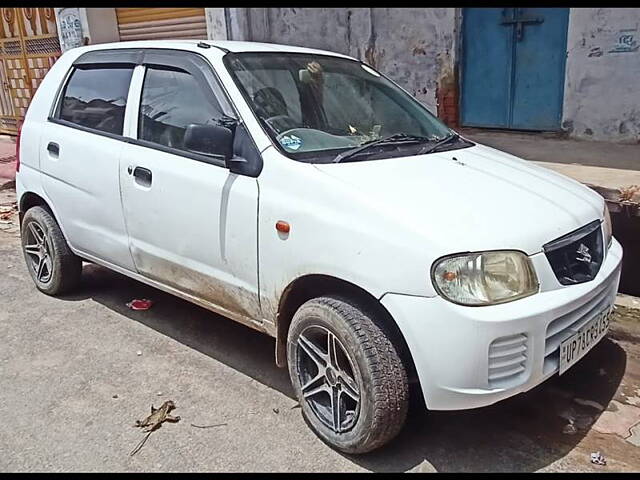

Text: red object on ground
xmin=126 ymin=299 xmax=153 ymax=311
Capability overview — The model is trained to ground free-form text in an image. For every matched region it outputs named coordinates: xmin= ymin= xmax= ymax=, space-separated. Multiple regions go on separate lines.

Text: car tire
xmin=287 ymin=296 xmax=409 ymax=454
xmin=21 ymin=206 xmax=82 ymax=295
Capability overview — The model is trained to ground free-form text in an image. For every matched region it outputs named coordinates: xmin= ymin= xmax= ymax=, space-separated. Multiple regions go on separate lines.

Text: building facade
xmin=1 ymin=7 xmax=638 ymax=143
xmin=0 ymin=8 xmax=61 ymax=134
xmin=227 ymin=8 xmax=639 ymax=143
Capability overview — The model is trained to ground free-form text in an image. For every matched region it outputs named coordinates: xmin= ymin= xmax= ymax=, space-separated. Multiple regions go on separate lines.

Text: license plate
xmin=559 ymin=305 xmax=612 ymax=375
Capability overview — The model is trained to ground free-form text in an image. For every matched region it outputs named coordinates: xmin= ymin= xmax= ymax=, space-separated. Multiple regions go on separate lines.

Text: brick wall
xmin=436 ymin=80 xmax=459 ymax=129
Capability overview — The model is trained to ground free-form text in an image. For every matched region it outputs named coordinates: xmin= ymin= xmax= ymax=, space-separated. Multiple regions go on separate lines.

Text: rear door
xmin=41 ymin=60 xmax=136 ymax=270
xmin=119 ymin=50 xmax=262 ymax=323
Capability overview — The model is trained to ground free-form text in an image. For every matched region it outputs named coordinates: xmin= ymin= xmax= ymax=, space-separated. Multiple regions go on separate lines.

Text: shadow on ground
xmin=347 ymin=336 xmax=625 ymax=472
xmin=60 ymin=263 xmax=626 ymax=472
xmin=60 ymin=263 xmax=295 ymax=398
xmin=612 ymin=211 xmax=640 ymax=297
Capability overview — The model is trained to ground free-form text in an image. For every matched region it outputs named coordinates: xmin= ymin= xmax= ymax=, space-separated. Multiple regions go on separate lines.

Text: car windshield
xmin=224 ymin=52 xmax=464 ymax=163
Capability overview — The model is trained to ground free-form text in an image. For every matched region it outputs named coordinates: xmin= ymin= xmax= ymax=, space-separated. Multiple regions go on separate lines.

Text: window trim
xmin=126 ymin=137 xmax=228 ymax=168
xmin=46 ymin=117 xmax=227 ymax=167
xmin=48 ymin=48 xmax=260 ymax=172
xmin=123 ymin=65 xmax=145 ymax=140
xmin=141 ymin=50 xmax=234 ymax=117
xmin=48 ymin=62 xmax=74 ymax=120
xmin=47 ymin=117 xmax=128 ymax=142
xmin=73 ymin=48 xmax=143 ymax=66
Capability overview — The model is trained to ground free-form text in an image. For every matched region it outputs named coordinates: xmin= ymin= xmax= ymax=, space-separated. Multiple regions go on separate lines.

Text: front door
xmin=460 ymin=8 xmax=569 ymax=131
xmin=119 ymin=53 xmax=261 ymax=323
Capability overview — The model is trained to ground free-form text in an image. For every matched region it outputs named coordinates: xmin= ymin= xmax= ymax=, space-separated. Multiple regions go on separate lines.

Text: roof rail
xmin=197 ymin=41 xmax=229 ymax=54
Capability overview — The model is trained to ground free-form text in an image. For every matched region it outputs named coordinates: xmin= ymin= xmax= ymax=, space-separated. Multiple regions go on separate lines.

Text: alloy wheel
xmin=23 ymin=221 xmax=54 ymax=283
xmin=295 ymin=325 xmax=361 ymax=433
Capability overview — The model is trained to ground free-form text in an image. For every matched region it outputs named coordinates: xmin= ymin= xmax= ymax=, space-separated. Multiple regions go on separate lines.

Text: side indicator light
xmin=276 ymin=220 xmax=290 ymax=233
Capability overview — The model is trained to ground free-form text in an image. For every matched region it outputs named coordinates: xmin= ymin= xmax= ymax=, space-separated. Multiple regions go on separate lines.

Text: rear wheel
xmin=21 ymin=206 xmax=82 ymax=295
xmin=287 ymin=296 xmax=409 ymax=454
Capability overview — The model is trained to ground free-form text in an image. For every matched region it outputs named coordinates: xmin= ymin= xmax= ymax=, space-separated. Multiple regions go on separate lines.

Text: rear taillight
xmin=15 ymin=123 xmax=21 ymax=173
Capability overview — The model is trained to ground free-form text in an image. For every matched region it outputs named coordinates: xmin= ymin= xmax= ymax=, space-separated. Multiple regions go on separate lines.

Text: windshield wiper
xmin=417 ymin=132 xmax=461 ymax=155
xmin=333 ymin=133 xmax=432 ymax=163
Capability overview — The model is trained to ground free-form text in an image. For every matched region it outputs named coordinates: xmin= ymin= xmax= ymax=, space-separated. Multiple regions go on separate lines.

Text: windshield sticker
xmin=280 ymin=134 xmax=302 ymax=151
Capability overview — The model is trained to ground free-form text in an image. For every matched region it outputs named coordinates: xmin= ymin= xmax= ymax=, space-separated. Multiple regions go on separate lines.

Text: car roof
xmin=71 ymin=39 xmax=356 ymax=60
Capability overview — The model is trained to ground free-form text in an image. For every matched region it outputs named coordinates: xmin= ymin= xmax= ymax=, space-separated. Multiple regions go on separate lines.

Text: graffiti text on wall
xmin=59 ymin=8 xmax=84 ymax=52
xmin=609 ymin=28 xmax=638 ymax=54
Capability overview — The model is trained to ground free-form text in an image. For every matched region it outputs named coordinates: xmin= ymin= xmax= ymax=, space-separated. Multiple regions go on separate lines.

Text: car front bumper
xmin=380 ymin=238 xmax=623 ymax=411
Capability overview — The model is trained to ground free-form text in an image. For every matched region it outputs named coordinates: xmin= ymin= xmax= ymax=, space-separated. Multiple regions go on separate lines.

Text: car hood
xmin=313 ymin=143 xmax=604 ymax=255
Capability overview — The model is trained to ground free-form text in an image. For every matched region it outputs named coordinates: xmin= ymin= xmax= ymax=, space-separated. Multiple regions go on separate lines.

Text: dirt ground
xmin=1 ymin=187 xmax=640 ymax=472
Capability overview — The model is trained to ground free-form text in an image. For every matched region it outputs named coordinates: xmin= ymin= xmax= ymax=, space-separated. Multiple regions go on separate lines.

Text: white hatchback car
xmin=16 ymin=40 xmax=622 ymax=453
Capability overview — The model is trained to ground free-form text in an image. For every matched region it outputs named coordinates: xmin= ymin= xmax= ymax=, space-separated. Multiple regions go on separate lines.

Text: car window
xmin=322 ymin=72 xmax=419 ymax=137
xmin=138 ymin=66 xmax=225 ymax=153
xmin=58 ymin=66 xmax=134 ymax=135
xmin=235 ymin=68 xmax=302 ymax=128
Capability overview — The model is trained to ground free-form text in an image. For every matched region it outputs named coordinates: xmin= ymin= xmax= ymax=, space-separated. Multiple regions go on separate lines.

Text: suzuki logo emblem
xmin=576 ymin=243 xmax=592 ymax=263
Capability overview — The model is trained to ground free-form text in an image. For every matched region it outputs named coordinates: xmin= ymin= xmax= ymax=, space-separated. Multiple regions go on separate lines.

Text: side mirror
xmin=184 ymin=123 xmax=234 ymax=162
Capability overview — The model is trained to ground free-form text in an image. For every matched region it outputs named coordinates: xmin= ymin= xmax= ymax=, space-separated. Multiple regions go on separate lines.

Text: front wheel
xmin=287 ymin=296 xmax=409 ymax=454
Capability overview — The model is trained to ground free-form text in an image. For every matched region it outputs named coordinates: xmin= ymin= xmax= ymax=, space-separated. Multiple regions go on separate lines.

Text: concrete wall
xmin=55 ymin=8 xmax=119 ymax=49
xmin=57 ymin=8 xmax=231 ymax=47
xmin=229 ymin=8 xmax=457 ymax=113
xmin=230 ymin=7 xmax=639 ymax=143
xmin=84 ymin=8 xmax=119 ymax=45
xmin=54 ymin=7 xmax=638 ymax=143
xmin=205 ymin=8 xmax=228 ymax=40
xmin=562 ymin=8 xmax=640 ymax=143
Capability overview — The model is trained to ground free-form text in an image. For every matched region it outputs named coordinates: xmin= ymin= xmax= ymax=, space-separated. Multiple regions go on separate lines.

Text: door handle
xmin=47 ymin=142 xmax=59 ymax=157
xmin=133 ymin=166 xmax=152 ymax=187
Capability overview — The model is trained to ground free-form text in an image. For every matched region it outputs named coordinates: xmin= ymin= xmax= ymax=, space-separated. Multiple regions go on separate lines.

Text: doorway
xmin=460 ymin=8 xmax=570 ymax=131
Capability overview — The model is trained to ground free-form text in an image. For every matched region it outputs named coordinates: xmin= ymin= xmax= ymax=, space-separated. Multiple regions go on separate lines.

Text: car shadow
xmin=59 ymin=263 xmax=295 ymax=398
xmin=59 ymin=263 xmax=627 ymax=472
xmin=344 ymin=335 xmax=626 ymax=472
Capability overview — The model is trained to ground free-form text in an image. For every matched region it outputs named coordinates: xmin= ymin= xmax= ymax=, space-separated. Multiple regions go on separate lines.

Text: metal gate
xmin=460 ymin=8 xmax=570 ymax=131
xmin=115 ymin=8 xmax=207 ymax=41
xmin=0 ymin=8 xmax=61 ymax=135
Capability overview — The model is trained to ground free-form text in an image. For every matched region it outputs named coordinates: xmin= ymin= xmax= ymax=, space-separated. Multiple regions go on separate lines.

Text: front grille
xmin=543 ymin=220 xmax=603 ymax=286
xmin=488 ymin=333 xmax=528 ymax=388
xmin=543 ymin=273 xmax=617 ymax=375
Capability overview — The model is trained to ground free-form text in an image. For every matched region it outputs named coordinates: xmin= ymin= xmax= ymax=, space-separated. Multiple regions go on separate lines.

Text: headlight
xmin=431 ymin=250 xmax=539 ymax=306
xmin=602 ymin=202 xmax=612 ymax=249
